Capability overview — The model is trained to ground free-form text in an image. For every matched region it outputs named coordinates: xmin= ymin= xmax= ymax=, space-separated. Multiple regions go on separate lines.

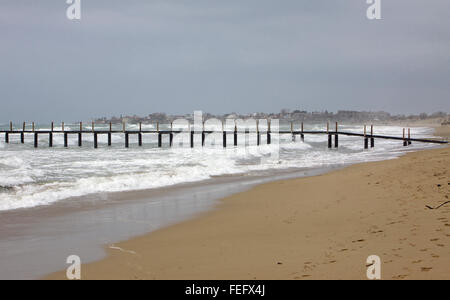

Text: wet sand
xmin=46 ymin=126 xmax=449 ymax=280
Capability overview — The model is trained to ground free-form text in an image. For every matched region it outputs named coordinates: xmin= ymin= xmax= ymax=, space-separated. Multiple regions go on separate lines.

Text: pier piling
xmin=157 ymin=122 xmax=162 ymax=147
xmin=223 ymin=132 xmax=227 ymax=148
xmin=49 ymin=133 xmax=53 ymax=147
xmin=5 ymin=132 xmax=9 ymax=143
xmin=125 ymin=133 xmax=129 ymax=148
xmin=108 ymin=133 xmax=112 ymax=146
xmin=256 ymin=120 xmax=260 ymax=145
xmin=94 ymin=133 xmax=98 ymax=149
xmin=34 ymin=132 xmax=38 ymax=148
xmin=138 ymin=123 xmax=143 ymax=146
xmin=370 ymin=125 xmax=374 ymax=148
xmin=78 ymin=133 xmax=82 ymax=147
xmin=170 ymin=122 xmax=173 ymax=147
xmin=64 ymin=133 xmax=68 ymax=148
xmin=21 ymin=122 xmax=25 ymax=144
xmin=301 ymin=122 xmax=304 ymax=142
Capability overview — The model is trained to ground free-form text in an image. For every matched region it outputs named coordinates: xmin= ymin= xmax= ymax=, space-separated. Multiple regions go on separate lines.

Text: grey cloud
xmin=0 ymin=0 xmax=449 ymax=122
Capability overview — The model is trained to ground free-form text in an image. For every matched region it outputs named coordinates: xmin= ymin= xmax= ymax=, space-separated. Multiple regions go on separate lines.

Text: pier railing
xmin=0 ymin=121 xmax=447 ymax=149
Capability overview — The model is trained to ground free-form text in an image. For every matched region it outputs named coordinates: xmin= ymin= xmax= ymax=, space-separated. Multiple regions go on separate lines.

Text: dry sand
xmin=46 ymin=126 xmax=450 ymax=280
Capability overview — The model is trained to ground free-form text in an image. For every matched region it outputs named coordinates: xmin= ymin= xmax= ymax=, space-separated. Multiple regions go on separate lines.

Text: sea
xmin=0 ymin=122 xmax=438 ymax=212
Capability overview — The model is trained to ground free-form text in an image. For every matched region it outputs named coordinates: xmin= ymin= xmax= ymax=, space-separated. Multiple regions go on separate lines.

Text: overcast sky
xmin=0 ymin=0 xmax=449 ymax=122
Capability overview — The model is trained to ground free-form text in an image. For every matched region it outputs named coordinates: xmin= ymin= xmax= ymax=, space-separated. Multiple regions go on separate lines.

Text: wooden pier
xmin=0 ymin=121 xmax=447 ymax=149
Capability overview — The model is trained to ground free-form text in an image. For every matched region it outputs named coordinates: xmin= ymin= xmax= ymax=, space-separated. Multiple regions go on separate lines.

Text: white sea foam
xmin=0 ymin=125 xmax=438 ymax=211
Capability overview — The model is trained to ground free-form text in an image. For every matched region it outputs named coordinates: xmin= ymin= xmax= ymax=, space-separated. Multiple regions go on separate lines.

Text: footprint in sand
xmin=436 ymin=244 xmax=445 ymax=247
xmin=412 ymin=260 xmax=422 ymax=264
xmin=420 ymin=248 xmax=428 ymax=252
xmin=430 ymin=238 xmax=439 ymax=242
xmin=421 ymin=267 xmax=433 ymax=272
xmin=431 ymin=254 xmax=440 ymax=258
xmin=352 ymin=239 xmax=365 ymax=243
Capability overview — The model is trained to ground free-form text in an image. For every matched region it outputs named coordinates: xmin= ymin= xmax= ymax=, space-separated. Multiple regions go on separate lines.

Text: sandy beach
xmin=46 ymin=125 xmax=449 ymax=280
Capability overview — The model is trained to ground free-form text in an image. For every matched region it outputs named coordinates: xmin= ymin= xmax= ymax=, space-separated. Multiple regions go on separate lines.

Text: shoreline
xmin=0 ymin=161 xmax=341 ymax=279
xmin=45 ymin=125 xmax=450 ymax=279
